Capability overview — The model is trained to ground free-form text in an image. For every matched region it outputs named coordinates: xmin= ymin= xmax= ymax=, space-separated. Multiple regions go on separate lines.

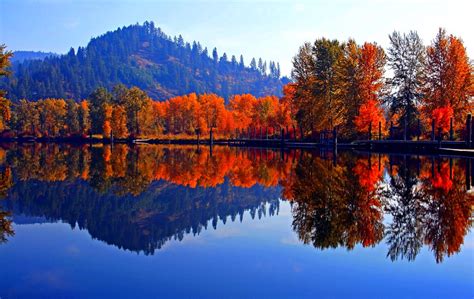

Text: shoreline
xmin=1 ymin=136 xmax=473 ymax=157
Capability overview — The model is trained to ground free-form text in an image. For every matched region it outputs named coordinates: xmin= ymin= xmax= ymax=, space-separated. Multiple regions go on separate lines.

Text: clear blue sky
xmin=1 ymin=0 xmax=472 ymax=76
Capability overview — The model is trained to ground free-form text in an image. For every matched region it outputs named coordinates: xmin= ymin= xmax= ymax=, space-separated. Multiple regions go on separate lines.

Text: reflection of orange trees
xmin=0 ymin=167 xmax=12 ymax=198
xmin=383 ymin=157 xmax=474 ymax=263
xmin=0 ymin=165 xmax=14 ymax=244
xmin=6 ymin=144 xmax=298 ymax=194
xmin=287 ymin=153 xmax=384 ymax=250
xmin=419 ymin=159 xmax=474 ymax=263
xmin=136 ymin=146 xmax=295 ymax=189
xmin=10 ymin=144 xmax=90 ymax=182
xmin=427 ymin=160 xmax=453 ymax=192
xmin=353 ymin=155 xmax=387 ymax=192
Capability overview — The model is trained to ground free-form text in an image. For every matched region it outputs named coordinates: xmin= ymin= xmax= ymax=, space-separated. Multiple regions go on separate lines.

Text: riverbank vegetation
xmin=0 ymin=28 xmax=472 ymax=142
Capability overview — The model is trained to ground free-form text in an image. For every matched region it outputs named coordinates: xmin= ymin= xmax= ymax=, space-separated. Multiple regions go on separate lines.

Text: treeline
xmin=0 ymin=28 xmax=472 ymax=142
xmin=1 ymin=22 xmax=287 ymax=101
xmin=288 ymin=28 xmax=473 ymax=140
xmin=0 ymin=84 xmax=295 ymax=139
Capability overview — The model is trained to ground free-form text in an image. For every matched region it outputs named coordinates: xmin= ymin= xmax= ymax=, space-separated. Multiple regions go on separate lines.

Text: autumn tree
xmin=354 ymin=99 xmax=386 ymax=135
xmin=111 ymin=105 xmax=128 ymax=138
xmin=291 ymin=42 xmax=317 ymax=135
xmin=37 ymin=99 xmax=67 ymax=137
xmin=0 ymin=45 xmax=13 ymax=131
xmin=198 ymin=93 xmax=225 ymax=135
xmin=14 ymin=99 xmax=39 ymax=135
xmin=102 ymin=103 xmax=112 ymax=138
xmin=78 ymin=100 xmax=91 ymax=136
xmin=138 ymin=98 xmax=164 ymax=137
xmin=350 ymin=42 xmax=387 ymax=136
xmin=0 ymin=97 xmax=11 ymax=131
xmin=423 ymin=28 xmax=473 ymax=129
xmin=253 ymin=96 xmax=278 ymax=129
xmin=0 ymin=44 xmax=12 ymax=76
xmin=281 ymin=83 xmax=298 ymax=122
xmin=311 ymin=38 xmax=347 ymax=130
xmin=228 ymin=94 xmax=257 ymax=130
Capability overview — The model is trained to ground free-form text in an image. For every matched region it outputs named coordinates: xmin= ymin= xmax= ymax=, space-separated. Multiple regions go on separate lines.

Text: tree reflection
xmin=285 ymin=152 xmax=473 ymax=263
xmin=0 ymin=144 xmax=471 ymax=261
xmin=0 ymin=166 xmax=13 ymax=244
xmin=286 ymin=152 xmax=384 ymax=250
xmin=3 ymin=143 xmax=296 ymax=193
xmin=382 ymin=156 xmax=426 ymax=261
xmin=419 ymin=158 xmax=474 ymax=262
xmin=381 ymin=156 xmax=474 ymax=262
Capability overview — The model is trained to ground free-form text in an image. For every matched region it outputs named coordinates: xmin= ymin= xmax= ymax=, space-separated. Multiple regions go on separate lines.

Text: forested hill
xmin=2 ymin=21 xmax=289 ymax=102
xmin=10 ymin=51 xmax=58 ymax=63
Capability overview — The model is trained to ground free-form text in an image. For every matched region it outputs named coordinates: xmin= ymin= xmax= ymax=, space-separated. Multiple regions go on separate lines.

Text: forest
xmin=0 ymin=28 xmax=472 ymax=142
xmin=0 ymin=22 xmax=287 ymax=101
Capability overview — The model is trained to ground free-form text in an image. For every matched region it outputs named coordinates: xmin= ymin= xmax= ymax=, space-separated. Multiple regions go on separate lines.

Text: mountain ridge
xmin=2 ymin=21 xmax=289 ymax=102
xmin=11 ymin=51 xmax=58 ymax=63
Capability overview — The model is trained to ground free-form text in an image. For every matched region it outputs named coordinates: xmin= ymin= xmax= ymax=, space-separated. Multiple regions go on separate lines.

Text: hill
xmin=10 ymin=51 xmax=58 ymax=63
xmin=2 ymin=22 xmax=289 ymax=101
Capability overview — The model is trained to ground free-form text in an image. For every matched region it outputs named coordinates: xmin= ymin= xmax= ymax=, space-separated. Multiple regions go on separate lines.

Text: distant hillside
xmin=10 ymin=51 xmax=58 ymax=63
xmin=2 ymin=22 xmax=289 ymax=101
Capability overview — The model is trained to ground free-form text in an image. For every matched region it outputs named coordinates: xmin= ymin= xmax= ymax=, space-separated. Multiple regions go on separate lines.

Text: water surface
xmin=0 ymin=144 xmax=472 ymax=298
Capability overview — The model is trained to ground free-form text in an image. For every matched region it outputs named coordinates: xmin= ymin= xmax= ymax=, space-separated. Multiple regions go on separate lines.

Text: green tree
xmin=88 ymin=87 xmax=112 ymax=136
xmin=66 ymin=99 xmax=80 ymax=134
xmin=123 ymin=87 xmax=147 ymax=136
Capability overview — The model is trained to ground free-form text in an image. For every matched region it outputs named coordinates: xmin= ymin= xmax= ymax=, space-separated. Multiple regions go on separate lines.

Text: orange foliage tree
xmin=111 ymin=105 xmax=128 ymax=138
xmin=102 ymin=103 xmax=112 ymax=138
xmin=423 ymin=28 xmax=473 ymax=128
xmin=432 ymin=105 xmax=454 ymax=133
xmin=354 ymin=100 xmax=385 ymax=135
xmin=228 ymin=94 xmax=257 ymax=130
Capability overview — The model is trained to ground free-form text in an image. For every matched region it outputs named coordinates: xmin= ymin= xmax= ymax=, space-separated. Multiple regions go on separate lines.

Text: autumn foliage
xmin=432 ymin=105 xmax=454 ymax=133
xmin=354 ymin=100 xmax=386 ymax=135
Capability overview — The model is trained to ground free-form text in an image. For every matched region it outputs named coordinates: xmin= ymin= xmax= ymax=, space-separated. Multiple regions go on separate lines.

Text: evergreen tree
xmin=239 ymin=55 xmax=245 ymax=68
xmin=258 ymin=58 xmax=263 ymax=73
xmin=250 ymin=58 xmax=257 ymax=70
xmin=212 ymin=48 xmax=219 ymax=64
xmin=387 ymin=31 xmax=425 ymax=132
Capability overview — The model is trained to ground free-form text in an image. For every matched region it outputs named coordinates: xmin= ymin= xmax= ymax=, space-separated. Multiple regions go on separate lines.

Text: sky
xmin=1 ymin=0 xmax=472 ymax=77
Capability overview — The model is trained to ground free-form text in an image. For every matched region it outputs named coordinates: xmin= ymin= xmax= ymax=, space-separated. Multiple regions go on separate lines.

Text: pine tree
xmin=239 ymin=55 xmax=245 ymax=68
xmin=387 ymin=31 xmax=425 ymax=133
xmin=250 ymin=58 xmax=257 ymax=70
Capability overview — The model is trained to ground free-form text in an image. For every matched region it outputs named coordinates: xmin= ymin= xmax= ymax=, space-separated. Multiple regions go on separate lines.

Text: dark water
xmin=0 ymin=144 xmax=472 ymax=298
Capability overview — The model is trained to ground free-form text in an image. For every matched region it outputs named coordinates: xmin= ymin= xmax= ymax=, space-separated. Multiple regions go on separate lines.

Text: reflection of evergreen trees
xmin=2 ymin=178 xmax=280 ymax=254
xmin=382 ymin=157 xmax=425 ymax=261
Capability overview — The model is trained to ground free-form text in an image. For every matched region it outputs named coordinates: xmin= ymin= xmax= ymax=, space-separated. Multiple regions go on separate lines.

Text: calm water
xmin=0 ymin=144 xmax=473 ymax=298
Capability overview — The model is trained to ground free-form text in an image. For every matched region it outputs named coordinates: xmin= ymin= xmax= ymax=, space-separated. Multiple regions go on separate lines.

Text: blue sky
xmin=1 ymin=0 xmax=472 ymax=76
